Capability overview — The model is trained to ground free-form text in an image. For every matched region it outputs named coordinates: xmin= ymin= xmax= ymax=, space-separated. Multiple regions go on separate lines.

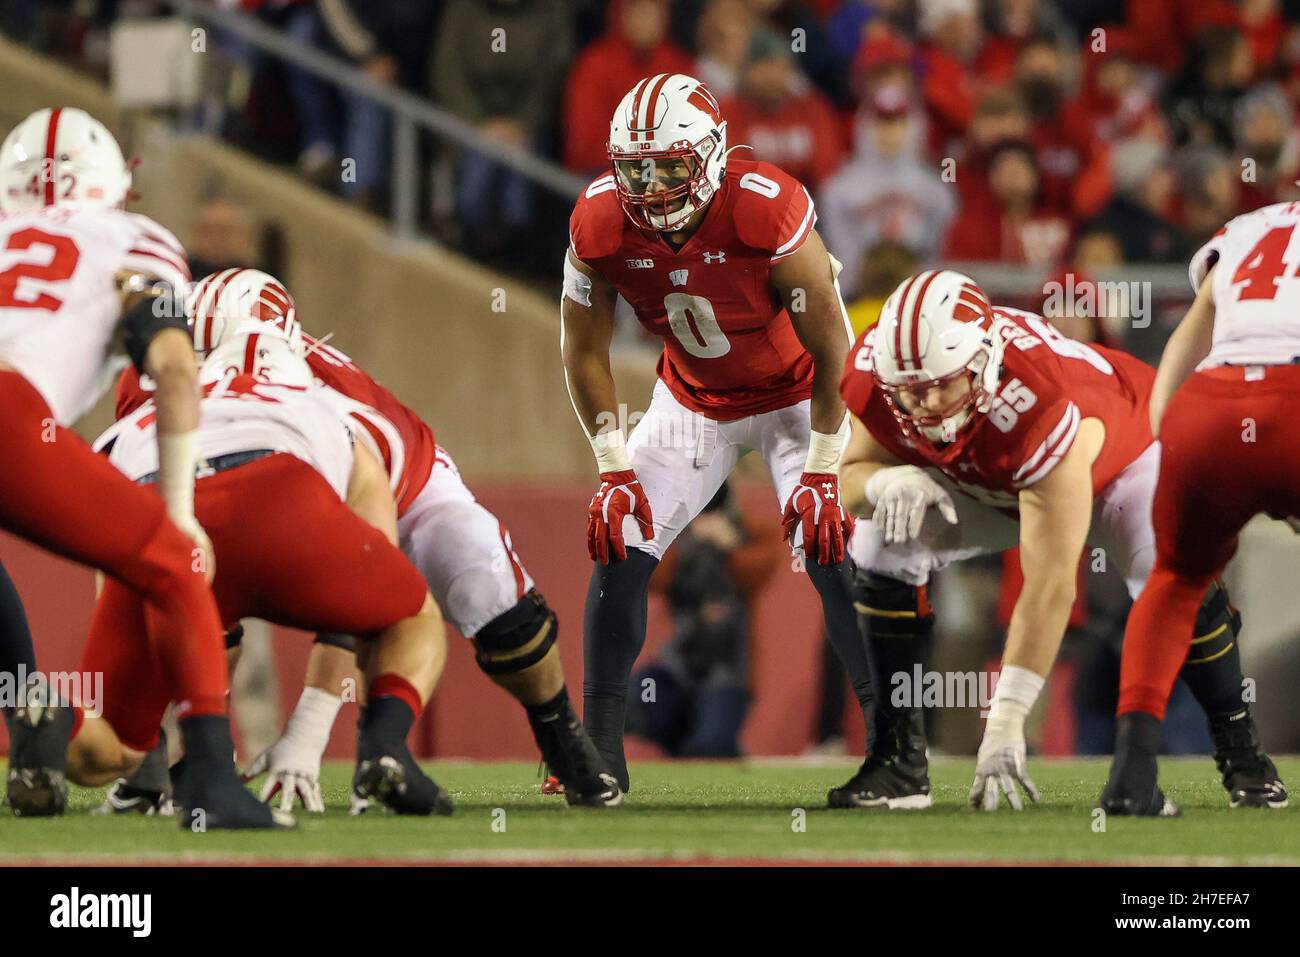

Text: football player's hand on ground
xmin=866 ymin=465 xmax=958 ymax=545
xmin=969 ymin=725 xmax=1040 ymax=812
xmin=782 ymin=472 xmax=854 ymax=565
xmin=242 ymin=734 xmax=326 ymax=814
xmin=587 ymin=469 xmax=654 ymax=564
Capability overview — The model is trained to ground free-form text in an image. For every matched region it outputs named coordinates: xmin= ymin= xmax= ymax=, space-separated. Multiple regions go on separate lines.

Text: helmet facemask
xmin=883 ymin=351 xmax=994 ymax=447
xmin=611 ymin=135 xmax=720 ymax=231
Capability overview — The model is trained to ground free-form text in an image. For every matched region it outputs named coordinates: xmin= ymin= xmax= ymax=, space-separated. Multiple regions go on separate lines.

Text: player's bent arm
xmin=1004 ymin=417 xmax=1105 ymax=678
xmin=1149 ymin=264 xmax=1217 ymax=437
xmin=559 ymin=250 xmax=624 ymax=453
xmin=839 ymin=413 xmax=904 ymax=517
xmin=772 ymin=229 xmax=851 ymax=438
xmin=140 ymin=311 xmax=204 ymax=542
xmin=346 ymin=441 xmax=400 ymax=546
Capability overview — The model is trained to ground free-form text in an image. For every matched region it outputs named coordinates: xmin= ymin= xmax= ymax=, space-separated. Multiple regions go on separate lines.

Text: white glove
xmin=866 ymin=465 xmax=958 ymax=545
xmin=241 ymin=687 xmax=341 ymax=813
xmin=242 ymin=735 xmax=325 ymax=813
xmin=969 ymin=715 xmax=1040 ymax=812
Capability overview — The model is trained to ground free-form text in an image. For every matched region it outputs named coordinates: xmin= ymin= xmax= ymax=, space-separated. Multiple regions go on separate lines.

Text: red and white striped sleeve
xmin=770 ymin=184 xmax=817 ymax=263
xmin=1011 ymin=401 xmax=1081 ymax=489
xmin=120 ymin=213 xmax=190 ymax=292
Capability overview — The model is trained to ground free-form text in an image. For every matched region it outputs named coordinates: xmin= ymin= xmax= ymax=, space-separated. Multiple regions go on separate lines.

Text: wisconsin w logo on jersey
xmin=669 ymin=269 xmax=689 ymax=287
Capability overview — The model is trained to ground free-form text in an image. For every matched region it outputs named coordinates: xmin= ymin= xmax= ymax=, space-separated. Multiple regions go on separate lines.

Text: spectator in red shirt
xmin=943 ymin=139 xmax=1071 ymax=265
xmin=953 ymin=88 xmax=1032 ymax=223
xmin=916 ymin=0 xmax=1012 ymax=154
xmin=1014 ymin=34 xmax=1113 ymax=221
xmin=721 ymin=29 xmax=847 ymax=190
xmin=562 ymin=0 xmax=696 ymax=174
xmin=1070 ymin=29 xmax=1166 ymax=146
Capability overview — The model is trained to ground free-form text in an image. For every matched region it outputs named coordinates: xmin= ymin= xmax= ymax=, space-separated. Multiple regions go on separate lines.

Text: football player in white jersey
xmin=110 ymin=270 xmax=622 ymax=812
xmin=1101 ymin=202 xmax=1300 ymax=815
xmin=80 ymin=330 xmax=455 ymax=814
xmin=0 ymin=107 xmax=280 ymax=828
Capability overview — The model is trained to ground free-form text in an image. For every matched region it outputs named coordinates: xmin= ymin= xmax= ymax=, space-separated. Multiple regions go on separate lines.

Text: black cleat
xmin=176 ymin=715 xmax=293 ymax=830
xmin=94 ymin=733 xmax=173 ymax=816
xmin=828 ymin=708 xmax=930 ymax=810
xmin=1210 ymin=710 xmax=1287 ymax=809
xmin=5 ymin=679 xmax=73 ymax=818
xmin=1100 ymin=712 xmax=1180 ymax=817
xmin=353 ymin=701 xmax=454 ymax=816
xmin=529 ymin=690 xmax=623 ymax=808
xmin=352 ymin=755 xmax=454 ymax=816
xmin=828 ymin=753 xmax=931 ymax=809
xmin=1100 ymin=714 xmax=1179 ymax=817
xmin=93 ymin=779 xmax=174 ymax=817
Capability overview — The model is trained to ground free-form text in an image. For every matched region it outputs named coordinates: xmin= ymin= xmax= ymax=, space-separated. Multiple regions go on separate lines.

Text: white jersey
xmin=1190 ymin=201 xmax=1300 ymax=368
xmin=97 ymin=375 xmax=359 ymax=500
xmin=0 ymin=205 xmax=189 ymax=423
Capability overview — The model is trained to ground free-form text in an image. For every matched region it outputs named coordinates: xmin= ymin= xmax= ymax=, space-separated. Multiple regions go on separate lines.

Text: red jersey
xmin=570 ymin=158 xmax=818 ymax=421
xmin=841 ymin=307 xmax=1156 ymax=511
xmin=113 ymin=334 xmax=436 ymax=516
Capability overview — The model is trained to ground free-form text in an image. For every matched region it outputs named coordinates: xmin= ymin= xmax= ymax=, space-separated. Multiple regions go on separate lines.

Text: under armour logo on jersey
xmin=703 ymin=251 xmax=726 ymax=264
xmin=669 ymin=268 xmax=689 ymax=287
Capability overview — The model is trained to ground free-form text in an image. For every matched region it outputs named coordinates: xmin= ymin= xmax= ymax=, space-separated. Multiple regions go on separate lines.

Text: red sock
xmin=1118 ymin=565 xmax=1210 ymax=720
xmin=368 ymin=673 xmax=423 ymax=719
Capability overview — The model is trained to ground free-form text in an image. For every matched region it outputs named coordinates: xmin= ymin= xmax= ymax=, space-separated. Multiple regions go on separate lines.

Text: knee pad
xmin=1187 ymin=579 xmax=1241 ymax=666
xmin=472 ymin=591 xmax=558 ymax=676
xmin=852 ymin=570 xmax=933 ymax=638
xmin=314 ymin=631 xmax=358 ymax=655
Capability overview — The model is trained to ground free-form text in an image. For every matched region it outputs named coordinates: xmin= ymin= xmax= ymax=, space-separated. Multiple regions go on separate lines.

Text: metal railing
xmin=167 ymin=0 xmax=586 ymax=240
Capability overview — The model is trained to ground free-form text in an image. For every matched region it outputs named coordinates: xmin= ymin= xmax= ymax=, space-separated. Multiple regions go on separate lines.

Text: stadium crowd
xmin=6 ymin=0 xmax=1300 ymax=286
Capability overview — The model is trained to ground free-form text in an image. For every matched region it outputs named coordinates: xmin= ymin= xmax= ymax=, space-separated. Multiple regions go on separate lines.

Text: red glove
xmin=782 ymin=472 xmax=855 ymax=566
xmin=587 ymin=469 xmax=655 ymax=564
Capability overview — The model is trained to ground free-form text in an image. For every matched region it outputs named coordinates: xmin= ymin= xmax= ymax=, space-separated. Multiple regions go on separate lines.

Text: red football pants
xmin=85 ymin=453 xmax=427 ymax=750
xmin=0 ymin=370 xmax=227 ymax=735
xmin=1118 ymin=365 xmax=1300 ymax=719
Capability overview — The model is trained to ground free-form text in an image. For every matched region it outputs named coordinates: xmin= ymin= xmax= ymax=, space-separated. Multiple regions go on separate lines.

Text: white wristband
xmin=988 ymin=664 xmax=1046 ymax=720
xmin=284 ymin=686 xmax=344 ymax=752
xmin=156 ymin=430 xmax=199 ymax=527
xmin=804 ymin=416 xmax=848 ymax=473
xmin=589 ymin=427 xmax=631 ymax=473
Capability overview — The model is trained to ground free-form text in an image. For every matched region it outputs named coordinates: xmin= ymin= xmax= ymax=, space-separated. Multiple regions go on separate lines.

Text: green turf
xmin=1 ymin=757 xmax=1296 ymax=864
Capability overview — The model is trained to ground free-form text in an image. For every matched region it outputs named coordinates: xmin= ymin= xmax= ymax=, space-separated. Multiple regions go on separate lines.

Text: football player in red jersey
xmin=1101 ymin=204 xmax=1300 ymax=815
xmin=837 ymin=269 xmax=1281 ymax=811
xmin=111 ymin=269 xmax=620 ymax=811
xmin=561 ymin=74 xmax=871 ymax=791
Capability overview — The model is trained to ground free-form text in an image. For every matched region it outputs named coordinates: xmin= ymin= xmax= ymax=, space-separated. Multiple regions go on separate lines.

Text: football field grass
xmin=1 ymin=757 xmax=1297 ymax=865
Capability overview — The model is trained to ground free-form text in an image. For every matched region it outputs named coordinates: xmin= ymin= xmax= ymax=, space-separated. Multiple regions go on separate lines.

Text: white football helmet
xmin=189 ymin=268 xmax=303 ymax=359
xmin=0 ymin=107 xmax=132 ymax=214
xmin=873 ymin=269 xmax=1003 ymax=446
xmin=608 ymin=73 xmax=728 ymax=231
xmin=200 ymin=328 xmax=314 ymax=389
